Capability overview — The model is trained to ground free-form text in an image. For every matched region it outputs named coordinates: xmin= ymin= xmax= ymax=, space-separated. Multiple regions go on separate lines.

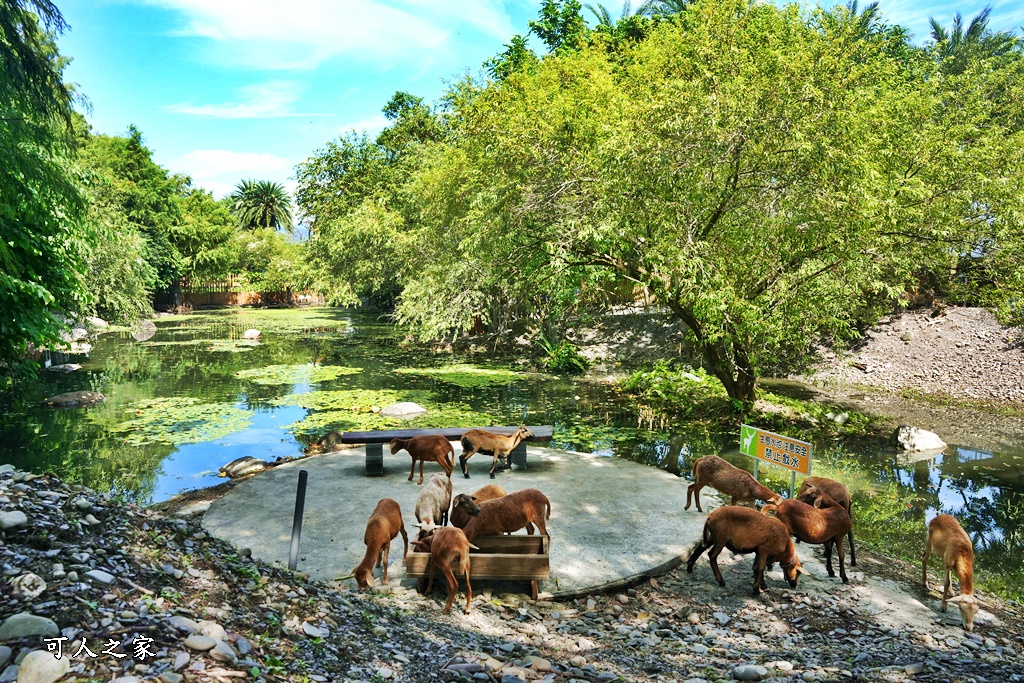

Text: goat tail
xmin=701 ymin=519 xmax=713 ymax=547
xmin=545 ymin=495 xmax=551 ymax=520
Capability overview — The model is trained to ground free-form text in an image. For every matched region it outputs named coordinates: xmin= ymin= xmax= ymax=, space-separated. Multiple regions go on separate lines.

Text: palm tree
xmin=929 ymin=6 xmax=1017 ymax=74
xmin=845 ymin=0 xmax=882 ymax=36
xmin=230 ymin=180 xmax=294 ymax=231
xmin=639 ymin=0 xmax=690 ymax=16
xmin=585 ymin=1 xmax=636 ymax=27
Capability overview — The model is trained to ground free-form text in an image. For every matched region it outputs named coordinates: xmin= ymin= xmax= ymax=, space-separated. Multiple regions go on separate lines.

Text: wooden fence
xmin=167 ymin=276 xmax=324 ymax=308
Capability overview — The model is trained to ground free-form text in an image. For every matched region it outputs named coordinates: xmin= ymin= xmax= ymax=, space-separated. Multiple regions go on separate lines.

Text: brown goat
xmin=923 ymin=514 xmax=980 ymax=631
xmin=764 ymin=485 xmax=852 ymax=583
xmin=459 ymin=426 xmax=534 ymax=479
xmin=450 ymin=484 xmax=507 ymax=529
xmin=687 ymin=505 xmax=805 ymax=596
xmin=390 ymin=435 xmax=454 ymax=484
xmin=461 ymin=488 xmax=550 ymax=542
xmin=341 ymin=498 xmax=408 ymax=590
xmin=685 ymin=455 xmax=782 ymax=512
xmin=797 ymin=476 xmax=856 ymax=567
xmin=411 ymin=527 xmax=478 ymax=614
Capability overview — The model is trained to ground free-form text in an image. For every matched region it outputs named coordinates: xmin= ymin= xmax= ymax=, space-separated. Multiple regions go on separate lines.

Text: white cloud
xmin=166 ymin=80 xmax=333 ymax=119
xmin=170 ymin=149 xmax=295 ymax=198
xmin=337 ymin=113 xmax=391 ymax=136
xmin=139 ymin=0 xmax=517 ymax=70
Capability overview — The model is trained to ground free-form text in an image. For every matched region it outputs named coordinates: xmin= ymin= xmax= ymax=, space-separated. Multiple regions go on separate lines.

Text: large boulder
xmin=46 ymin=363 xmax=81 ymax=373
xmin=218 ymin=457 xmax=268 ymax=478
xmin=893 ymin=425 xmax=947 ymax=452
xmin=86 ymin=316 xmax=109 ymax=329
xmin=379 ymin=402 xmax=428 ymax=419
xmin=42 ymin=391 xmax=104 ymax=408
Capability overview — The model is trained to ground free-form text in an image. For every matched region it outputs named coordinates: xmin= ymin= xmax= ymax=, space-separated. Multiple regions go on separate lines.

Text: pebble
xmin=209 ymin=640 xmax=237 ymax=664
xmin=183 ymin=635 xmax=217 ymax=652
xmin=13 ymin=650 xmax=69 ymax=683
xmin=0 ymin=646 xmax=10 ymax=670
xmin=0 ymin=613 xmax=59 ymax=640
xmin=0 ymin=511 xmax=28 ymax=530
xmin=84 ymin=514 xmax=101 ymax=525
xmin=569 ymin=656 xmax=587 ymax=667
xmin=904 ymin=662 xmax=925 ymax=675
xmin=84 ymin=569 xmax=115 ymax=585
xmin=377 ymin=667 xmax=393 ymax=679
xmin=167 ymin=616 xmax=199 ymax=633
xmin=370 ymin=625 xmax=387 ymax=637
xmin=732 ymin=664 xmax=768 ymax=681
xmin=159 ymin=674 xmax=183 ymax=683
xmin=713 ymin=612 xmax=732 ymax=626
xmin=196 ymin=620 xmax=228 ymax=640
xmin=172 ymin=652 xmax=189 ymax=671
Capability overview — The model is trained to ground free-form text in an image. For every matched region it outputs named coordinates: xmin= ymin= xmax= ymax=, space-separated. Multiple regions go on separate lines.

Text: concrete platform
xmin=202 ymin=445 xmax=719 ymax=598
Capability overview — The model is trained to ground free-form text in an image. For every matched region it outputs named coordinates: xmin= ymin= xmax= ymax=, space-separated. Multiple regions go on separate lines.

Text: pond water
xmin=2 ymin=307 xmax=1021 ymax=599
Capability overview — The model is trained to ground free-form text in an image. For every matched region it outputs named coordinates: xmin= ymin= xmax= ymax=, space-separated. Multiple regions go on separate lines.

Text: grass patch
xmin=899 ymin=387 xmax=1024 ymax=418
xmin=108 ymin=397 xmax=252 ymax=446
xmin=394 ymin=364 xmax=534 ymax=388
xmin=235 ymin=364 xmax=362 ymax=386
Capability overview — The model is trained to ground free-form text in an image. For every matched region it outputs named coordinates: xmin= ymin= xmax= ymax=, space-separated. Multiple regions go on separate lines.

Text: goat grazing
xmin=450 ymin=484 xmax=507 ymax=529
xmin=409 ymin=528 xmax=477 ymax=618
xmin=461 ymin=488 xmax=550 ymax=542
xmin=797 ymin=476 xmax=856 ymax=566
xmin=923 ymin=514 xmax=980 ymax=631
xmin=389 ymin=434 xmax=454 ymax=484
xmin=339 ymin=498 xmax=408 ymax=590
xmin=459 ymin=426 xmax=534 ymax=479
xmin=763 ymin=485 xmax=852 ymax=583
xmin=685 ymin=455 xmax=782 ymax=512
xmin=411 ymin=527 xmax=478 ymax=614
xmin=686 ymin=505 xmax=805 ymax=596
xmin=414 ymin=473 xmax=453 ymax=538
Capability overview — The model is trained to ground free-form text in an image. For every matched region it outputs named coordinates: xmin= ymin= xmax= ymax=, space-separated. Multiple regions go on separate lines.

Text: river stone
xmin=0 ymin=646 xmax=11 ymax=669
xmin=42 ymin=391 xmax=104 ymax=408
xmin=196 ymin=621 xmax=227 ymax=641
xmin=10 ymin=573 xmax=45 ymax=600
xmin=183 ymin=635 xmax=217 ymax=652
xmin=85 ymin=569 xmax=115 ymax=584
xmin=86 ymin=317 xmax=108 ymax=329
xmin=15 ymin=650 xmax=69 ymax=683
xmin=713 ymin=612 xmax=732 ymax=626
xmin=218 ymin=457 xmax=268 ymax=479
xmin=379 ymin=402 xmax=427 ymax=418
xmin=241 ymin=329 xmax=262 ymax=340
xmin=733 ymin=665 xmax=768 ymax=681
xmin=522 ymin=656 xmax=551 ymax=671
xmin=167 ymin=616 xmax=199 ymax=633
xmin=904 ymin=662 xmax=925 ymax=675
xmin=0 ymin=464 xmax=14 ymax=473
xmin=893 ymin=425 xmax=946 ymax=452
xmin=0 ymin=511 xmax=28 ymax=530
xmin=160 ymin=674 xmax=183 ymax=683
xmin=46 ymin=364 xmax=81 ymax=374
xmin=0 ymin=614 xmax=60 ymax=640
xmin=209 ymin=641 xmax=237 ymax=664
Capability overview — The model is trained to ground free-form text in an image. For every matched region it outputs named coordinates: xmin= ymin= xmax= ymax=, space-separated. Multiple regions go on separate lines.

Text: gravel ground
xmin=798 ymin=307 xmax=1024 ymax=406
xmin=4 ymin=465 xmax=1024 ymax=683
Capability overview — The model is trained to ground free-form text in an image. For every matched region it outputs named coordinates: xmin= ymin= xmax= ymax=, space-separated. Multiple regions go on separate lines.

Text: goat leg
xmin=463 ymin=564 xmax=473 ymax=615
xmin=418 ymin=458 xmax=426 ymax=485
xmin=707 ymin=543 xmax=726 ymax=587
xmin=686 ymin=540 xmax=709 ymax=574
xmin=400 ymin=524 xmax=408 ymax=560
xmin=922 ymin=537 xmax=932 ymax=591
xmin=825 ymin=539 xmax=836 ymax=578
xmin=752 ymin=551 xmax=768 ymax=596
xmin=442 ymin=564 xmax=458 ymax=614
xmin=835 ymin=536 xmax=848 ymax=584
xmin=381 ymin=541 xmax=390 ymax=585
xmin=408 ymin=458 xmax=416 ymax=483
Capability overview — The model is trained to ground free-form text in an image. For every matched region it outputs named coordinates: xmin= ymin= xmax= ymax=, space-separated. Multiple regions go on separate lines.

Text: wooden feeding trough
xmin=404 ymin=534 xmax=550 ymax=600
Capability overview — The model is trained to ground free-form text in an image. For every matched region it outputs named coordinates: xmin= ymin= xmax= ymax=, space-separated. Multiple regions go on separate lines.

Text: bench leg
xmin=511 ymin=443 xmax=528 ymax=471
xmin=366 ymin=444 xmax=384 ymax=477
xmin=530 ymin=580 xmax=539 ymax=601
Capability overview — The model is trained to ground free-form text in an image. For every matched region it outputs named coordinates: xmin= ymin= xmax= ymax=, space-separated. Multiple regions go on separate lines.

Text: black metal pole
xmin=288 ymin=469 xmax=308 ymax=571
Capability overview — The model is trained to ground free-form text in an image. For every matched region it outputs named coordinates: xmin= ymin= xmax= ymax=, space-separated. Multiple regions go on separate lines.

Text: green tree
xmin=529 ymin=0 xmax=589 ymax=52
xmin=230 ymin=179 xmax=294 ymax=231
xmin=929 ymin=6 xmax=1017 ymax=75
xmin=401 ymin=0 xmax=1024 ymax=403
xmin=485 ymin=34 xmax=537 ymax=81
xmin=1 ymin=0 xmax=91 ymax=373
xmin=172 ymin=182 xmax=238 ymax=280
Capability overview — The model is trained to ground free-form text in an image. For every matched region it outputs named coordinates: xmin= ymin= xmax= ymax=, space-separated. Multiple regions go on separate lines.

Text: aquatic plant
xmin=235 ymin=364 xmax=361 ymax=386
xmin=394 ymin=364 xmax=531 ymax=388
xmin=109 ymin=397 xmax=252 ymax=446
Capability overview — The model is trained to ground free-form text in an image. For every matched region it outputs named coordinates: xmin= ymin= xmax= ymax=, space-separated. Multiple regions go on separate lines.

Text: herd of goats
xmin=334 ymin=430 xmax=980 ymax=630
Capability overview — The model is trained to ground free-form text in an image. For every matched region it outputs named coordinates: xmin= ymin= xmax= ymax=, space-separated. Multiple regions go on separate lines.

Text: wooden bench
xmin=404 ymin=534 xmax=550 ymax=600
xmin=340 ymin=426 xmax=553 ymax=477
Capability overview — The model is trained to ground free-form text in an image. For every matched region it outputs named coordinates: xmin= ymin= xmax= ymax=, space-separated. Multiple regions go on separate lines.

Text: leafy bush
xmin=537 ymin=337 xmax=589 ymax=374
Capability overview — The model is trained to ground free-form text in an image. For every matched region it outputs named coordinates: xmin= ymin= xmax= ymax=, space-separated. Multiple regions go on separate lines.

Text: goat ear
xmin=813 ymin=496 xmax=823 ymax=509
xmin=797 ymin=566 xmax=811 ymax=576
xmin=946 ymin=595 xmax=963 ymax=603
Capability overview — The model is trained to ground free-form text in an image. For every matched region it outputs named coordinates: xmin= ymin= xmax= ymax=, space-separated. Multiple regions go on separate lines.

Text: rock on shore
xmin=2 ymin=464 xmax=1024 ymax=683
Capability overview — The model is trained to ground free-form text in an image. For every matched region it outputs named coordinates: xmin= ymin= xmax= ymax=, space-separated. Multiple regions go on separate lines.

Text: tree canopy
xmin=230 ymin=179 xmax=294 ymax=231
xmin=296 ymin=0 xmax=1024 ymax=403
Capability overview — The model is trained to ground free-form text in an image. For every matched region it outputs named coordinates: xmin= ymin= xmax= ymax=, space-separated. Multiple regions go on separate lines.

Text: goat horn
xmin=796 ymin=567 xmax=811 ymax=576
xmin=469 ymin=543 xmax=480 ymax=550
xmin=334 ymin=573 xmax=355 ymax=581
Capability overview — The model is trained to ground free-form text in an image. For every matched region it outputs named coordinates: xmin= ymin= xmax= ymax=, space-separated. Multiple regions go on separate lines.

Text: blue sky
xmin=57 ymin=0 xmax=1024 ymax=201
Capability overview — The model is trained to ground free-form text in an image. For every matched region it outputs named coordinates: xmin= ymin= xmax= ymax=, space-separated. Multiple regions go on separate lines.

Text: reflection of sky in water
xmin=151 ymin=403 xmax=307 ymax=502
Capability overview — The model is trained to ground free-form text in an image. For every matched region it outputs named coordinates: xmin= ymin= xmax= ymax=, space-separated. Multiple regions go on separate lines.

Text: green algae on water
xmin=235 ymin=364 xmax=362 ymax=386
xmin=394 ymin=364 xmax=531 ymax=388
xmin=109 ymin=397 xmax=252 ymax=446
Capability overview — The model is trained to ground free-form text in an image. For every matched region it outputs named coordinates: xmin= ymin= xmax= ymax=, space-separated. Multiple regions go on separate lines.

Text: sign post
xmin=739 ymin=425 xmax=813 ymax=498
